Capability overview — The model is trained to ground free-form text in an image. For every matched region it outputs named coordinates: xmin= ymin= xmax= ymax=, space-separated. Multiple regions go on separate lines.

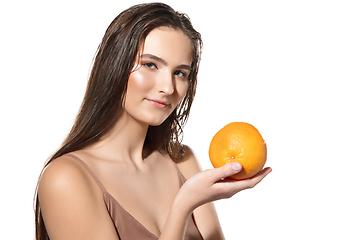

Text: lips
xmin=146 ymin=99 xmax=170 ymax=109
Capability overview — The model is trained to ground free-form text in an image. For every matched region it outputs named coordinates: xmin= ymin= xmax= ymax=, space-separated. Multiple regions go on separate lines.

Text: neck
xmin=85 ymin=113 xmax=150 ymax=167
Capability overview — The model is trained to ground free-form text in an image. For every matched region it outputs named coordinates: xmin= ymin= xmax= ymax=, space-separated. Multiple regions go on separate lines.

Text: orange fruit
xmin=209 ymin=122 xmax=267 ymax=180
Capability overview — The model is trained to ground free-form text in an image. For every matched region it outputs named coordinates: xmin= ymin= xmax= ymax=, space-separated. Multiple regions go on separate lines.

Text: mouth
xmin=146 ymin=99 xmax=170 ymax=109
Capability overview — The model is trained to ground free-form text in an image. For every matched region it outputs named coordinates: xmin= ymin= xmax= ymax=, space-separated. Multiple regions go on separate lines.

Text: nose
xmin=157 ymin=71 xmax=175 ymax=95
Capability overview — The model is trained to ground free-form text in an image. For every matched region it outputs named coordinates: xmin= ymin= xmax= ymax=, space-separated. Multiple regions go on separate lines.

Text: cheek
xmin=127 ymin=70 xmax=154 ymax=95
xmin=176 ymin=81 xmax=189 ymax=101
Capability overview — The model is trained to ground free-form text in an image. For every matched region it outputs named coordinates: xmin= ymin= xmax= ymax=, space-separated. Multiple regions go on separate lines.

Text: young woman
xmin=35 ymin=3 xmax=271 ymax=240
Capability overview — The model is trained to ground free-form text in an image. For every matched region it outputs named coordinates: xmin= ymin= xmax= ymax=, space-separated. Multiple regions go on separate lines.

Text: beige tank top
xmin=66 ymin=154 xmax=203 ymax=240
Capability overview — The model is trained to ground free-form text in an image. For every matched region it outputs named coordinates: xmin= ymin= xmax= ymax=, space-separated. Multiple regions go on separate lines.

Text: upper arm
xmin=177 ymin=146 xmax=226 ymax=240
xmin=37 ymin=156 xmax=118 ymax=240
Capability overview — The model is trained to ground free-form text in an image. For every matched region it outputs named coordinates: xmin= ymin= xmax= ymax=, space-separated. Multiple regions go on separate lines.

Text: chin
xmin=148 ymin=118 xmax=169 ymax=127
xmin=137 ymin=114 xmax=169 ymax=127
xmin=129 ymin=108 xmax=174 ymax=127
xmin=140 ymin=109 xmax=174 ymax=127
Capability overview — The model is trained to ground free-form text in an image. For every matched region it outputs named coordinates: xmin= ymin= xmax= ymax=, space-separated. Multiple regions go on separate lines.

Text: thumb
xmin=213 ymin=162 xmax=242 ymax=180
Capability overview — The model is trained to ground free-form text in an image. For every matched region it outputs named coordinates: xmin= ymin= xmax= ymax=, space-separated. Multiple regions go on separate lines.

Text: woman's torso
xmin=61 ymin=151 xmax=203 ymax=240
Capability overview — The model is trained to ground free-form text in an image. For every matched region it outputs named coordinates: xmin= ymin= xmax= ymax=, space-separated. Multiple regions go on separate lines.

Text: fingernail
xmin=231 ymin=162 xmax=241 ymax=172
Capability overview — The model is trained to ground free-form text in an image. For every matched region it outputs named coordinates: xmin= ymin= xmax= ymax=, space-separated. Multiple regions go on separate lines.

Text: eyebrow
xmin=140 ymin=54 xmax=192 ymax=71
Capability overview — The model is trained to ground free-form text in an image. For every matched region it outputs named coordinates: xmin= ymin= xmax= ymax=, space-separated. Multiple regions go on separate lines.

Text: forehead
xmin=141 ymin=27 xmax=192 ymax=65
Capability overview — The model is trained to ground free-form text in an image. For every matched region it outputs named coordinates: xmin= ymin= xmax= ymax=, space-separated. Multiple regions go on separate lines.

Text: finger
xmin=216 ymin=167 xmax=272 ymax=195
xmin=211 ymin=162 xmax=243 ymax=181
xmin=252 ymin=167 xmax=272 ymax=180
xmin=245 ymin=167 xmax=272 ymax=188
xmin=209 ymin=167 xmax=271 ymax=200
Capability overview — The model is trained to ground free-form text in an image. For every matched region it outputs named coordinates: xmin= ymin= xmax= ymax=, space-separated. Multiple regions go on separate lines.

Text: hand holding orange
xmin=209 ymin=122 xmax=267 ymax=180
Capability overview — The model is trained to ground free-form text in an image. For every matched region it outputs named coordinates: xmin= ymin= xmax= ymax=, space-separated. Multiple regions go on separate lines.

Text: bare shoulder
xmin=38 ymin=155 xmax=98 ymax=203
xmin=38 ymin=154 xmax=118 ymax=239
xmin=39 ymin=155 xmax=89 ymax=189
xmin=176 ymin=145 xmax=203 ymax=180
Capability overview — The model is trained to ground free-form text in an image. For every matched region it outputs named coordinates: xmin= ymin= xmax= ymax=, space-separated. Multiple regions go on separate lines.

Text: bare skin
xmin=38 ymin=27 xmax=272 ymax=240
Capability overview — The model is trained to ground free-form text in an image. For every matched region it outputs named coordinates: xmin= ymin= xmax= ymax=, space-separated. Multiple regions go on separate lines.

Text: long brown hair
xmin=35 ymin=3 xmax=202 ymax=240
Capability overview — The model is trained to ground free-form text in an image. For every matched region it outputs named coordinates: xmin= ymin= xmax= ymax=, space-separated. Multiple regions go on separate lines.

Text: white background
xmin=1 ymin=0 xmax=359 ymax=239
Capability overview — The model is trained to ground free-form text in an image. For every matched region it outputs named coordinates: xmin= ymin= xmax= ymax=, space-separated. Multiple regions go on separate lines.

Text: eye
xmin=143 ymin=62 xmax=158 ymax=69
xmin=174 ymin=70 xmax=188 ymax=79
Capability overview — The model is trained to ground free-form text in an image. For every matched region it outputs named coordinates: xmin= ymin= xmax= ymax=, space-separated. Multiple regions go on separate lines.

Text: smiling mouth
xmin=146 ymin=99 xmax=170 ymax=109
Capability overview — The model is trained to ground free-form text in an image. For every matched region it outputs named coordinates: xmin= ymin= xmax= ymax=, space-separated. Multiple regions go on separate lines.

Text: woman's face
xmin=123 ymin=27 xmax=192 ymax=126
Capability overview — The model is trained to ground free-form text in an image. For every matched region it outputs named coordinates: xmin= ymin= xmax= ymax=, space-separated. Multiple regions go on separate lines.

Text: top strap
xmin=172 ymin=161 xmax=187 ymax=186
xmin=65 ymin=153 xmax=108 ymax=194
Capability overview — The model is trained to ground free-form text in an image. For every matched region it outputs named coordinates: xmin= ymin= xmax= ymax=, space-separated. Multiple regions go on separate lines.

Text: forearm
xmin=159 ymin=195 xmax=193 ymax=240
xmin=193 ymin=203 xmax=225 ymax=240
